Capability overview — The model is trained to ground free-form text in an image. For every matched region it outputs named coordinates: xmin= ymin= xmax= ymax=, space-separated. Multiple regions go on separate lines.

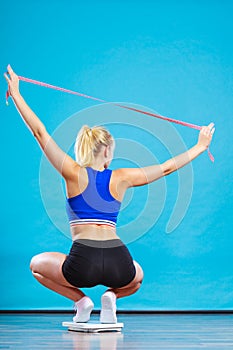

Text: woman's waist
xmin=70 ymin=223 xmax=119 ymax=242
xmin=68 ymin=217 xmax=117 ymax=229
xmin=72 ymin=238 xmax=124 ymax=249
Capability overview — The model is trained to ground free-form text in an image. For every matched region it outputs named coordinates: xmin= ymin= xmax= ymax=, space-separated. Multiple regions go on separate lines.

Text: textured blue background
xmin=0 ymin=0 xmax=232 ymax=310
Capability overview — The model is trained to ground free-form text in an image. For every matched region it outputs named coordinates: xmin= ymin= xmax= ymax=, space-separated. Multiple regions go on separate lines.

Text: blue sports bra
xmin=66 ymin=167 xmax=121 ymax=228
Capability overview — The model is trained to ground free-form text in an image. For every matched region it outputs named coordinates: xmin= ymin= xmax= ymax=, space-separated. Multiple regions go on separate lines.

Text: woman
xmin=4 ymin=65 xmax=214 ymax=324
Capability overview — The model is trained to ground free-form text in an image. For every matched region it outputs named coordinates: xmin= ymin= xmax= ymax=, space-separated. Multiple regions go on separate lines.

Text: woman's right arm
xmin=4 ymin=65 xmax=79 ymax=180
xmin=118 ymin=123 xmax=215 ymax=188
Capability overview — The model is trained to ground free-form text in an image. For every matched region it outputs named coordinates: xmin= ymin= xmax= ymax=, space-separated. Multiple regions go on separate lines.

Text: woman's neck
xmin=90 ymin=159 xmax=106 ymax=171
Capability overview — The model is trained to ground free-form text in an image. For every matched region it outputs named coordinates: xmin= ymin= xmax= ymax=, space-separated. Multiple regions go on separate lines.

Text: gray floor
xmin=0 ymin=313 xmax=233 ymax=349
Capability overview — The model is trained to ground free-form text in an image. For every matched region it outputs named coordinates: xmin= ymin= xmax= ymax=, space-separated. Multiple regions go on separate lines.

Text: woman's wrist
xmin=195 ymin=143 xmax=208 ymax=153
xmin=11 ymin=91 xmax=22 ymax=101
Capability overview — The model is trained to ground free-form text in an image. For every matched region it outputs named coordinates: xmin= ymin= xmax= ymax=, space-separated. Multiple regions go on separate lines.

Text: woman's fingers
xmin=208 ymin=122 xmax=215 ymax=131
xmin=210 ymin=127 xmax=215 ymax=135
xmin=4 ymin=65 xmax=20 ymax=99
xmin=7 ymin=64 xmax=13 ymax=75
xmin=6 ymin=65 xmax=17 ymax=82
xmin=4 ymin=64 xmax=14 ymax=82
xmin=3 ymin=72 xmax=10 ymax=82
xmin=201 ymin=123 xmax=215 ymax=137
xmin=198 ymin=122 xmax=215 ymax=149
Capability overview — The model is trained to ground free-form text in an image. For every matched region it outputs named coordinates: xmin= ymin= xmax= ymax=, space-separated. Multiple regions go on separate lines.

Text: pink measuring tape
xmin=6 ymin=75 xmax=214 ymax=162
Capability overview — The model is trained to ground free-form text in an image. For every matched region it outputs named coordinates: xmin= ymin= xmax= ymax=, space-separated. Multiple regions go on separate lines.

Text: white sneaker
xmin=100 ymin=291 xmax=117 ymax=324
xmin=73 ymin=296 xmax=94 ymax=323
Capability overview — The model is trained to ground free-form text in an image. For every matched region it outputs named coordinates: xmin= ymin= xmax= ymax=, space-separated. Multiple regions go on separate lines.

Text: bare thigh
xmin=30 ymin=252 xmax=74 ymax=288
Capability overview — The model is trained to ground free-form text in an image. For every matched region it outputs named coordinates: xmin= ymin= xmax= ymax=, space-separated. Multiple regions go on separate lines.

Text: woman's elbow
xmin=33 ymin=126 xmax=50 ymax=151
xmin=33 ymin=125 xmax=48 ymax=140
xmin=161 ymin=161 xmax=176 ymax=177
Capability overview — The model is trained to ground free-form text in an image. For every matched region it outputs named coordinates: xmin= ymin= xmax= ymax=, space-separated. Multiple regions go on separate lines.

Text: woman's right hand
xmin=197 ymin=122 xmax=215 ymax=150
xmin=4 ymin=64 xmax=20 ymax=98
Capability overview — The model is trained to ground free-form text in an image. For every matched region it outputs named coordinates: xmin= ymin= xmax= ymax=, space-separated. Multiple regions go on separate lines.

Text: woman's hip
xmin=61 ymin=239 xmax=136 ymax=288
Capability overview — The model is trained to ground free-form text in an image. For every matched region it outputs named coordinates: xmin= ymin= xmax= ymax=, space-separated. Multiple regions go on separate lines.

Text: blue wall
xmin=1 ymin=0 xmax=232 ymax=310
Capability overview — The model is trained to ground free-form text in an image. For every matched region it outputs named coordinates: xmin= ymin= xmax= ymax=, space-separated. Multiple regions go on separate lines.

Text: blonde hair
xmin=74 ymin=125 xmax=114 ymax=167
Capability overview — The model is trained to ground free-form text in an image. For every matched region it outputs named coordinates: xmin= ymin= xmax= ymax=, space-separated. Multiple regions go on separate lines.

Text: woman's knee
xmin=30 ymin=252 xmax=69 ymax=285
xmin=30 ymin=253 xmax=46 ymax=273
xmin=133 ymin=260 xmax=144 ymax=284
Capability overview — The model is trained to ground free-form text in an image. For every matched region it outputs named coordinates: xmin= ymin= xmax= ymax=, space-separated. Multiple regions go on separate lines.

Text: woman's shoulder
xmin=111 ymin=168 xmax=127 ymax=180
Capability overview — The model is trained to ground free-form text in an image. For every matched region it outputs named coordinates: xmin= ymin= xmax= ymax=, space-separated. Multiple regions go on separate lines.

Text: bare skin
xmin=4 ymin=65 xmax=214 ymax=302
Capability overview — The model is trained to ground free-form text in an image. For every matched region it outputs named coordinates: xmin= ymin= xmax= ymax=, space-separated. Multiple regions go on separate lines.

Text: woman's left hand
xmin=4 ymin=64 xmax=20 ymax=98
xmin=197 ymin=123 xmax=215 ymax=150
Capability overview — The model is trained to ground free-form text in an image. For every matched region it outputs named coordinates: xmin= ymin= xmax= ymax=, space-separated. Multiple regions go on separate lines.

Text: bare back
xmin=65 ymin=166 xmax=128 ymax=241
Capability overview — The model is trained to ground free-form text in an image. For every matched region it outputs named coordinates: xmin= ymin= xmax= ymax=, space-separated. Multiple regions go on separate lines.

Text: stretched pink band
xmin=6 ymin=75 xmax=214 ymax=162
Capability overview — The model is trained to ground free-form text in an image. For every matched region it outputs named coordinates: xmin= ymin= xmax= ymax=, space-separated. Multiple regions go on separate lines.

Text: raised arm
xmin=118 ymin=123 xmax=215 ymax=188
xmin=4 ymin=65 xmax=79 ymax=180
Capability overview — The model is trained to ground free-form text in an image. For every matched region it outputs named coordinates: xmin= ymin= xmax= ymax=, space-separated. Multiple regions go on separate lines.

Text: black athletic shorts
xmin=62 ymin=239 xmax=136 ymax=288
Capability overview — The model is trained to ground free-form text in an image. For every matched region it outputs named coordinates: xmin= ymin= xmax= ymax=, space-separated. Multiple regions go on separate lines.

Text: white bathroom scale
xmin=62 ymin=321 xmax=124 ymax=333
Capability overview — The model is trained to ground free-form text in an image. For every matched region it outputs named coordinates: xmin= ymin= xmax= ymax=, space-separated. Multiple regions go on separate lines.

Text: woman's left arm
xmin=4 ymin=65 xmax=79 ymax=179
